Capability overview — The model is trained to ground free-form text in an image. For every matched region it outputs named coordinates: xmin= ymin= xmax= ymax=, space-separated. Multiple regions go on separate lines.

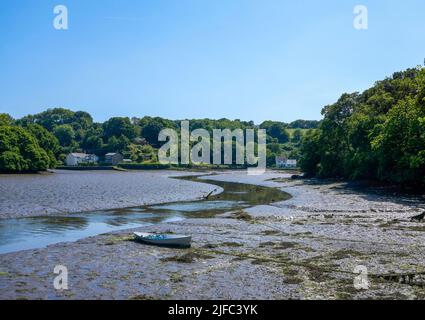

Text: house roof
xmin=69 ymin=153 xmax=88 ymax=157
xmin=275 ymin=156 xmax=288 ymax=161
xmin=69 ymin=153 xmax=97 ymax=158
xmin=105 ymin=153 xmax=120 ymax=156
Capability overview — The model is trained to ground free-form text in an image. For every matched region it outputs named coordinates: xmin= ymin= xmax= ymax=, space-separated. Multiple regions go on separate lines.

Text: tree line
xmin=0 ymin=108 xmax=318 ymax=172
xmin=299 ymin=66 xmax=425 ymax=188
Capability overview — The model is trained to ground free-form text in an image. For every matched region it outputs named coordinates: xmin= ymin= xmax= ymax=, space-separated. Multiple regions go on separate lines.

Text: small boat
xmin=133 ymin=232 xmax=191 ymax=248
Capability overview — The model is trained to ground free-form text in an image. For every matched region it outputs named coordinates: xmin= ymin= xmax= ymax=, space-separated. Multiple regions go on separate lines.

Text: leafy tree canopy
xmin=299 ymin=66 xmax=425 ymax=188
xmin=0 ymin=125 xmax=51 ymax=172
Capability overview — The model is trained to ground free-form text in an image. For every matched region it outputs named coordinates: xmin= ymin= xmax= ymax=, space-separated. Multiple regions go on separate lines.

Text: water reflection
xmin=0 ymin=175 xmax=290 ymax=254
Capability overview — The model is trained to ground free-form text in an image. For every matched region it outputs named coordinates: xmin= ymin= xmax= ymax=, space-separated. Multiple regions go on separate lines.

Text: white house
xmin=65 ymin=153 xmax=99 ymax=166
xmin=275 ymin=156 xmax=297 ymax=168
xmin=104 ymin=153 xmax=124 ymax=166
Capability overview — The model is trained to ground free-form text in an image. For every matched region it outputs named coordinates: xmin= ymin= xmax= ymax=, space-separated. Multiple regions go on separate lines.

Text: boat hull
xmin=134 ymin=232 xmax=192 ymax=248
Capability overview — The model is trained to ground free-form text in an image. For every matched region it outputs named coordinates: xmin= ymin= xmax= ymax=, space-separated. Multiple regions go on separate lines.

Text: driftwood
xmin=410 ymin=211 xmax=425 ymax=222
xmin=290 ymin=174 xmax=305 ymax=180
xmin=372 ymin=272 xmax=425 ymax=287
xmin=204 ymin=189 xmax=217 ymax=200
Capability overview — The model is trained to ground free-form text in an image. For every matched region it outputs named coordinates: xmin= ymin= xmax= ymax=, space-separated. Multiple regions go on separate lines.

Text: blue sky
xmin=1 ymin=0 xmax=424 ymax=123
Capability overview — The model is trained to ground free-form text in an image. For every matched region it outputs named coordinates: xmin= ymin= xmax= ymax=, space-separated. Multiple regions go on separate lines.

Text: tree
xmin=299 ymin=66 xmax=425 ymax=187
xmin=299 ymin=130 xmax=321 ymax=176
xmin=106 ymin=135 xmax=130 ymax=153
xmin=372 ymin=98 xmax=425 ymax=185
xmin=141 ymin=122 xmax=164 ymax=147
xmin=81 ymin=135 xmax=103 ymax=152
xmin=260 ymin=121 xmax=290 ymax=143
xmin=288 ymin=120 xmax=320 ymax=129
xmin=53 ymin=124 xmax=75 ymax=146
xmin=291 ymin=129 xmax=303 ymax=143
xmin=0 ymin=126 xmax=51 ymax=172
xmin=127 ymin=144 xmax=156 ymax=163
xmin=103 ymin=117 xmax=137 ymax=140
xmin=0 ymin=113 xmax=13 ymax=126
xmin=25 ymin=124 xmax=60 ymax=167
xmin=18 ymin=108 xmax=75 ymax=131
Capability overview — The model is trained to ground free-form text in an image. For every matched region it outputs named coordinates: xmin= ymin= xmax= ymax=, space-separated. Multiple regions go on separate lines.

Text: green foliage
xmin=141 ymin=122 xmax=165 ymax=147
xmin=299 ymin=66 xmax=425 ymax=187
xmin=103 ymin=117 xmax=137 ymax=141
xmin=260 ymin=121 xmax=290 ymax=143
xmin=288 ymin=120 xmax=320 ymax=129
xmin=0 ymin=113 xmax=13 ymax=126
xmin=18 ymin=108 xmax=93 ymax=132
xmin=0 ymin=125 xmax=51 ymax=172
xmin=291 ymin=129 xmax=303 ymax=143
xmin=298 ymin=130 xmax=321 ymax=176
xmin=126 ymin=144 xmax=157 ymax=163
xmin=53 ymin=124 xmax=75 ymax=147
xmin=371 ymin=97 xmax=425 ymax=185
xmin=4 ymin=108 xmax=308 ymax=172
xmin=25 ymin=124 xmax=60 ymax=167
xmin=106 ymin=135 xmax=130 ymax=153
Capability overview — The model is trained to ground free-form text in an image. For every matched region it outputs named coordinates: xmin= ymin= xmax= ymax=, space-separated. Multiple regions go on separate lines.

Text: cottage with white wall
xmin=65 ymin=153 xmax=99 ymax=166
xmin=104 ymin=153 xmax=124 ymax=166
xmin=275 ymin=156 xmax=297 ymax=168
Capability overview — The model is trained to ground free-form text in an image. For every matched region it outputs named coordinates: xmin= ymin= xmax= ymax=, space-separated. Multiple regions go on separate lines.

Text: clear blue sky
xmin=1 ymin=0 xmax=424 ymax=123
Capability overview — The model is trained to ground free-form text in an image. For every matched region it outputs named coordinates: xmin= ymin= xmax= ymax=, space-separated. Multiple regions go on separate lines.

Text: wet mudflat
xmin=0 ymin=170 xmax=219 ymax=219
xmin=0 ymin=173 xmax=290 ymax=254
xmin=1 ymin=171 xmax=425 ymax=300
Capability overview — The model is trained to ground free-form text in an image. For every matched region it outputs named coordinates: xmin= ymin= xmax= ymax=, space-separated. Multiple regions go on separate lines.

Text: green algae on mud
xmin=2 ymin=172 xmax=425 ymax=299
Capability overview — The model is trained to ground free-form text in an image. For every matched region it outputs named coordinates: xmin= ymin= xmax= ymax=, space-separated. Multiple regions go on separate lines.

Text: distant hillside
xmin=1 ymin=109 xmax=315 ymax=172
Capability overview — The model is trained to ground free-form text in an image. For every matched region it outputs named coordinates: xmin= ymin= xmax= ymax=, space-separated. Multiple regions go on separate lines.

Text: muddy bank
xmin=0 ymin=173 xmax=290 ymax=254
xmin=0 ymin=170 xmax=220 ymax=219
xmin=1 ymin=171 xmax=425 ymax=299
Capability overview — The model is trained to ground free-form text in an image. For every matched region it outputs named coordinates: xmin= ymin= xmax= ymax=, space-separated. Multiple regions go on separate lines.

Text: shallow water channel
xmin=0 ymin=175 xmax=290 ymax=254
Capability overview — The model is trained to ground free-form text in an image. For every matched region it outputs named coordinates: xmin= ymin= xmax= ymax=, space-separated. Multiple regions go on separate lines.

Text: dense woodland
xmin=1 ymin=66 xmax=424 ymax=189
xmin=299 ymin=67 xmax=425 ymax=188
xmin=0 ymin=108 xmax=317 ymax=172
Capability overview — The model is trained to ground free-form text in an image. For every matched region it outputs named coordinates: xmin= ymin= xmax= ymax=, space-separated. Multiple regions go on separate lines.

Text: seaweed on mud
xmin=299 ymin=246 xmax=316 ymax=253
xmin=292 ymin=231 xmax=313 ymax=236
xmin=258 ymin=241 xmax=297 ymax=250
xmin=129 ymin=294 xmax=156 ymax=300
xmin=232 ymin=211 xmax=253 ymax=221
xmin=266 ymin=178 xmax=289 ymax=183
xmin=251 ymin=258 xmax=271 ymax=265
xmin=305 ymin=265 xmax=331 ymax=283
xmin=260 ymin=230 xmax=282 ymax=236
xmin=284 ymin=276 xmax=303 ymax=285
xmin=276 ymin=242 xmax=297 ymax=250
xmin=170 ymin=273 xmax=184 ymax=283
xmin=373 ymin=273 xmax=425 ymax=287
xmin=405 ymin=225 xmax=425 ymax=232
xmin=280 ymin=266 xmax=303 ymax=285
xmin=259 ymin=241 xmax=275 ymax=247
xmin=222 ymin=242 xmax=243 ymax=247
xmin=103 ymin=235 xmax=134 ymax=246
xmin=86 ymin=271 xmax=99 ymax=281
xmin=231 ymin=256 xmax=248 ymax=262
xmin=203 ymin=241 xmax=242 ymax=249
xmin=331 ymin=249 xmax=364 ymax=260
xmin=378 ymin=220 xmax=399 ymax=229
xmin=203 ymin=243 xmax=219 ymax=249
xmin=161 ymin=251 xmax=215 ymax=263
